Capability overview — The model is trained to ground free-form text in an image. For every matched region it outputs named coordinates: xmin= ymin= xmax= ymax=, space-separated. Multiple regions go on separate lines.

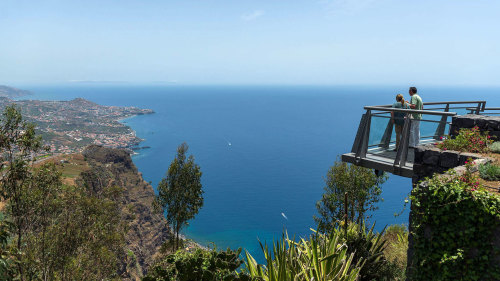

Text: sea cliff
xmin=56 ymin=145 xmax=171 ymax=280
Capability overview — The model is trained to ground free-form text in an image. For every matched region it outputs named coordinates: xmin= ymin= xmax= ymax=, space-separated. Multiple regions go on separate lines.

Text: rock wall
xmin=412 ymin=145 xmax=482 ymax=185
xmin=450 ymin=114 xmax=500 ymax=140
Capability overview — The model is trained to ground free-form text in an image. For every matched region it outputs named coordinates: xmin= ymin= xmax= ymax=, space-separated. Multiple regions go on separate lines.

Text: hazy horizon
xmin=1 ymin=0 xmax=499 ymax=86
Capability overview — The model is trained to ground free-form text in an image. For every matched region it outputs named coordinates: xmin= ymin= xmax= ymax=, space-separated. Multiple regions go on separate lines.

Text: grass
xmin=382 ymin=224 xmax=408 ymax=280
xmin=34 ymin=154 xmax=89 ymax=185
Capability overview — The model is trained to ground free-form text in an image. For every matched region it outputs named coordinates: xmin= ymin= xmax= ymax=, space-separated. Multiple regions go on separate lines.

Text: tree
xmin=0 ymin=105 xmax=46 ymax=279
xmin=154 ymin=143 xmax=204 ymax=251
xmin=314 ymin=160 xmax=387 ymax=233
xmin=0 ymin=105 xmax=44 ymax=245
xmin=0 ymin=105 xmax=126 ymax=280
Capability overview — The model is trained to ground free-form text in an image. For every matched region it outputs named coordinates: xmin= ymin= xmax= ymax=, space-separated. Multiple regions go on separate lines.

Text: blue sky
xmin=1 ymin=0 xmax=499 ymax=85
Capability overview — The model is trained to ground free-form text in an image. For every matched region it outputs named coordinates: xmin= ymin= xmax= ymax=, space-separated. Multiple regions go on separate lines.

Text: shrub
xmin=409 ymin=173 xmax=500 ymax=281
xmin=459 ymin=159 xmax=480 ymax=190
xmin=438 ymin=126 xmax=493 ymax=153
xmin=332 ymin=223 xmax=397 ymax=281
xmin=143 ymin=247 xmax=250 ymax=281
xmin=244 ymin=229 xmax=362 ymax=281
xmin=490 ymin=141 xmax=500 ymax=153
xmin=479 ymin=162 xmax=500 ymax=181
xmin=244 ymin=222 xmax=400 ymax=281
xmin=382 ymin=225 xmax=408 ymax=280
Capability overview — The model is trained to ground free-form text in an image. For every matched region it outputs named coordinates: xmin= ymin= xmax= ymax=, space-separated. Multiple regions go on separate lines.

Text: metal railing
xmin=467 ymin=107 xmax=500 ymax=115
xmin=350 ymin=101 xmax=486 ymax=174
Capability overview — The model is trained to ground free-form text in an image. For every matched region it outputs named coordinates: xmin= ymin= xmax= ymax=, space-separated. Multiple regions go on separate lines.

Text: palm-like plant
xmin=244 ymin=230 xmax=363 ymax=281
xmin=333 ymin=223 xmax=389 ymax=281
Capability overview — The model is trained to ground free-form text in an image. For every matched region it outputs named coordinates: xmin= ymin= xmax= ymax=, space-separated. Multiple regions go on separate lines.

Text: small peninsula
xmin=0 ymin=96 xmax=154 ymax=154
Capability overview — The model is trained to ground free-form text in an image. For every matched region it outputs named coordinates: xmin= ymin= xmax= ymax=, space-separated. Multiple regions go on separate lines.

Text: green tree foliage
xmin=0 ymin=105 xmax=126 ymax=280
xmin=409 ymin=174 xmax=500 ymax=280
xmin=0 ymin=219 xmax=17 ymax=281
xmin=40 ymin=183 xmax=126 ymax=281
xmin=0 ymin=105 xmax=44 ymax=252
xmin=154 ymin=143 xmax=204 ymax=251
xmin=143 ymin=247 xmax=250 ymax=281
xmin=314 ymin=161 xmax=387 ymax=233
xmin=381 ymin=225 xmax=408 ymax=280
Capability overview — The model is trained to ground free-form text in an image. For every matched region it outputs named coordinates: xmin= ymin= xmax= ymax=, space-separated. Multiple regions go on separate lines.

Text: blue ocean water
xmin=18 ymin=84 xmax=500 ymax=259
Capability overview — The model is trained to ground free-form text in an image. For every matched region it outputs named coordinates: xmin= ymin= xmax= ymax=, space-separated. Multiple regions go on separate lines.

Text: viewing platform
xmin=342 ymin=101 xmax=499 ymax=178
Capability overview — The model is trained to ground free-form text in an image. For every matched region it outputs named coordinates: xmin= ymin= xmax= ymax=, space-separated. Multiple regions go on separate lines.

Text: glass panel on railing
xmin=417 ymin=115 xmax=447 ymax=145
xmin=367 ymin=113 xmax=405 ymax=161
xmin=368 ymin=114 xmax=392 ymax=147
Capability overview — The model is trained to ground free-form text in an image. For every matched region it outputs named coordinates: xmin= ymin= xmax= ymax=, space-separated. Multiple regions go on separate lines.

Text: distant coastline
xmin=0 ymin=85 xmax=32 ymax=98
xmin=0 ymin=85 xmax=154 ymax=155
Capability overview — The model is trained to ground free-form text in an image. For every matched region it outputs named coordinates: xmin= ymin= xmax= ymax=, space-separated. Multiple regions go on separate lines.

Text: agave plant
xmin=333 ymin=222 xmax=394 ymax=281
xmin=244 ymin=229 xmax=363 ymax=281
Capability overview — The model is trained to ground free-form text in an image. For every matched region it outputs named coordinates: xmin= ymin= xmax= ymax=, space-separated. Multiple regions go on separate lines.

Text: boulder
xmin=440 ymin=151 xmax=459 ymax=168
xmin=459 ymin=152 xmax=478 ymax=165
xmin=423 ymin=148 xmax=441 ymax=166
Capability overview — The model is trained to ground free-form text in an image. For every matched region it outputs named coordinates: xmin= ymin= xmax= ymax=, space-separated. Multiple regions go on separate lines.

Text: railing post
xmin=434 ymin=104 xmax=449 ymax=140
xmin=394 ymin=115 xmax=411 ymax=168
xmin=399 ymin=118 xmax=411 ymax=167
xmin=475 ymin=102 xmax=482 ymax=115
xmin=379 ymin=118 xmax=394 ymax=149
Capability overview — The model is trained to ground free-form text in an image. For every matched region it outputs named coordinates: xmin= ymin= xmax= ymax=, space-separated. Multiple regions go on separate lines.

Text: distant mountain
xmin=67 ymin=97 xmax=100 ymax=107
xmin=0 ymin=85 xmax=31 ymax=98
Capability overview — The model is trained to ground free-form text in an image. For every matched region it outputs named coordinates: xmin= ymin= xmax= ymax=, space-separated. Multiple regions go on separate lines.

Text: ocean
xmin=18 ymin=84 xmax=500 ymax=259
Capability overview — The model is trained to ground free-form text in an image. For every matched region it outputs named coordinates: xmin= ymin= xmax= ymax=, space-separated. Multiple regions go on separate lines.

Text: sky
xmin=0 ymin=0 xmax=499 ymax=86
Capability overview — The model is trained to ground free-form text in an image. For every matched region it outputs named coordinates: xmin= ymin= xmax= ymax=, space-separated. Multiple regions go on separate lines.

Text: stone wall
xmin=451 ymin=114 xmax=500 ymax=140
xmin=411 ymin=113 xmax=500 ymax=185
xmin=412 ymin=145 xmax=482 ymax=185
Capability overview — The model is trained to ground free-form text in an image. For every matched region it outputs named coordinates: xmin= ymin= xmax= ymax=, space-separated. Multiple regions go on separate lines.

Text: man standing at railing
xmin=408 ymin=87 xmax=423 ymax=148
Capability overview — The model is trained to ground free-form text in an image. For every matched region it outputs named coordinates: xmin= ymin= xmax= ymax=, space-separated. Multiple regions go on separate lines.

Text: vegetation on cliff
xmin=0 ymin=106 xmax=171 ymax=280
xmin=154 ymin=143 xmax=204 ymax=252
xmin=0 ymin=104 xmax=411 ymax=281
xmin=144 ymin=247 xmax=250 ymax=281
xmin=314 ymin=160 xmax=387 ymax=234
xmin=0 ymin=105 xmax=127 ymax=280
xmin=409 ymin=169 xmax=500 ymax=280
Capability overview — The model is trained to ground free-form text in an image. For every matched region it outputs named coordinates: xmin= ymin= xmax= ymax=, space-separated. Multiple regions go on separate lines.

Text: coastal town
xmin=0 ymin=97 xmax=154 ymax=154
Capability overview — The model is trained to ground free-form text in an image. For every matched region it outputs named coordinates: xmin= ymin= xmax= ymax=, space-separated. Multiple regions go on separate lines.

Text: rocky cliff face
xmin=82 ymin=145 xmax=170 ymax=280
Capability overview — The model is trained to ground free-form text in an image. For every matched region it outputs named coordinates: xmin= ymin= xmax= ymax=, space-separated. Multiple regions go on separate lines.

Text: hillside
xmin=0 ymin=85 xmax=31 ymax=98
xmin=0 ymin=97 xmax=154 ymax=154
xmin=47 ymin=146 xmax=171 ymax=280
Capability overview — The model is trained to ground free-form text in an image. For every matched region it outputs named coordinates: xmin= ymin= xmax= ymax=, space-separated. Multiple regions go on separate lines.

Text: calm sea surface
xmin=19 ymin=84 xmax=500 ymax=258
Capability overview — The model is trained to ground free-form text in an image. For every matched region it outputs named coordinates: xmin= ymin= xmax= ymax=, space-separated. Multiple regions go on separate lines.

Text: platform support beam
xmin=354 ymin=110 xmax=371 ymax=162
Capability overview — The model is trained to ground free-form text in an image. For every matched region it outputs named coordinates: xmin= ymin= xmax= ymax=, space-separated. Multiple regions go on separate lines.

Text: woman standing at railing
xmin=391 ymin=94 xmax=409 ymax=151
